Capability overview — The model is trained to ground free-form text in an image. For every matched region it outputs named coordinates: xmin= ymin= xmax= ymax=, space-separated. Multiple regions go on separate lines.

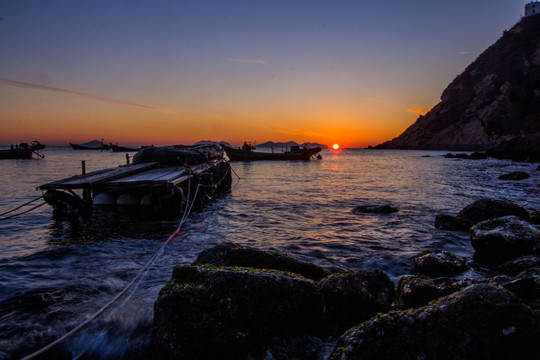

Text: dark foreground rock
xmin=498 ymin=171 xmax=531 ymax=180
xmin=457 ymin=198 xmax=530 ymax=224
xmin=330 ymin=284 xmax=540 ymax=360
xmin=152 ymin=265 xmax=323 ymax=359
xmin=319 ymin=270 xmax=395 ymax=334
xmin=413 ymin=249 xmax=468 ymax=277
xmin=434 ymin=213 xmax=472 ymax=230
xmin=352 ymin=204 xmax=399 ymax=214
xmin=397 ymin=276 xmax=475 ymax=308
xmin=193 ymin=242 xmax=330 ymax=281
xmin=498 ymin=255 xmax=540 ymax=276
xmin=470 ymin=215 xmax=540 ymax=264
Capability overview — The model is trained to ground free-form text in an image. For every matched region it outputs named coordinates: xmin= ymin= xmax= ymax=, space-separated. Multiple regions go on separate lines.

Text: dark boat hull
xmin=70 ymin=143 xmax=111 ymax=151
xmin=110 ymin=144 xmax=142 ymax=152
xmin=0 ymin=149 xmax=33 ymax=159
xmin=223 ymin=145 xmax=321 ymax=161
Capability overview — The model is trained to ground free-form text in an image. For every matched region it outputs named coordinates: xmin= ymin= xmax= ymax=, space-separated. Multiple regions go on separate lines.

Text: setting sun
xmin=332 ymin=144 xmax=340 ymax=150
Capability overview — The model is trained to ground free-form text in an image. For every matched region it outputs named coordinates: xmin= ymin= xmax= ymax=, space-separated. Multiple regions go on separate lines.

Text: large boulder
xmin=330 ymin=284 xmax=540 ymax=360
xmin=457 ymin=198 xmax=530 ymax=224
xmin=319 ymin=270 xmax=394 ymax=334
xmin=498 ymin=255 xmax=540 ymax=276
xmin=413 ymin=249 xmax=468 ymax=277
xmin=193 ymin=242 xmax=330 ymax=281
xmin=152 ymin=265 xmax=324 ymax=359
xmin=470 ymin=215 xmax=540 ymax=264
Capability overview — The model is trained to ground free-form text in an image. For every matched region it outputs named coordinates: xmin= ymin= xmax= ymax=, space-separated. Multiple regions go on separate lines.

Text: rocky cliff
xmin=376 ymin=14 xmax=540 ymax=150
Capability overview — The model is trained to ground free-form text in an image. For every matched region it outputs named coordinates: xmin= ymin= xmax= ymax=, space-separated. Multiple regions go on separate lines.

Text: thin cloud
xmin=0 ymin=78 xmax=177 ymax=114
xmin=459 ymin=51 xmax=471 ymax=55
xmin=405 ymin=107 xmax=430 ymax=116
xmin=227 ymin=58 xmax=266 ymax=65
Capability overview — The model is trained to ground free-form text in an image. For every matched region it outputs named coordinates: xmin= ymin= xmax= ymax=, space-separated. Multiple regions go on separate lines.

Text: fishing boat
xmin=222 ymin=144 xmax=322 ymax=161
xmin=70 ymin=140 xmax=111 ymax=151
xmin=109 ymin=144 xmax=145 ymax=152
xmin=0 ymin=141 xmax=45 ymax=160
xmin=39 ymin=144 xmax=232 ymax=213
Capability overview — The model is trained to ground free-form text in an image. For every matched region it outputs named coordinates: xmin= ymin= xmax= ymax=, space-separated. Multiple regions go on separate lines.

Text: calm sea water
xmin=0 ymin=146 xmax=538 ymax=359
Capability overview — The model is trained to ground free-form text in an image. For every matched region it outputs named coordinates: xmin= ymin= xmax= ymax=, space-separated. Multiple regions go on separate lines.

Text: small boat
xmin=222 ymin=144 xmax=322 ymax=161
xmin=70 ymin=140 xmax=111 ymax=151
xmin=110 ymin=144 xmax=144 ymax=152
xmin=0 ymin=141 xmax=45 ymax=160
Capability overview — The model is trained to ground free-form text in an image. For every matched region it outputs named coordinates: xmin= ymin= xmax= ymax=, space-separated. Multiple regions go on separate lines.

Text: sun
xmin=332 ymin=143 xmax=339 ymax=150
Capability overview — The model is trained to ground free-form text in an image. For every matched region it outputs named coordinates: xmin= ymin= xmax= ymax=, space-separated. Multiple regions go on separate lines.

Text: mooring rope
xmin=21 ymin=178 xmax=202 ymax=360
xmin=0 ymin=195 xmax=43 ymax=217
xmin=0 ymin=201 xmax=47 ymax=221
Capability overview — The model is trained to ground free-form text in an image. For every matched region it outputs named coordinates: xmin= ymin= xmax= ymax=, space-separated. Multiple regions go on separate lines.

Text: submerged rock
xmin=330 ymin=284 xmax=540 ymax=360
xmin=498 ymin=171 xmax=531 ymax=180
xmin=457 ymin=198 xmax=530 ymax=224
xmin=319 ymin=269 xmax=395 ymax=334
xmin=193 ymin=242 xmax=330 ymax=281
xmin=152 ymin=265 xmax=323 ymax=359
xmin=413 ymin=249 xmax=468 ymax=277
xmin=352 ymin=205 xmax=398 ymax=214
xmin=470 ymin=215 xmax=540 ymax=264
xmin=434 ymin=214 xmax=472 ymax=230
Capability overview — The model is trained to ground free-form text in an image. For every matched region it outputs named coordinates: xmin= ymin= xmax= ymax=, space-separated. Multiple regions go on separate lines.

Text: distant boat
xmin=70 ymin=140 xmax=110 ymax=151
xmin=222 ymin=144 xmax=322 ymax=161
xmin=109 ymin=144 xmax=151 ymax=152
xmin=0 ymin=141 xmax=45 ymax=160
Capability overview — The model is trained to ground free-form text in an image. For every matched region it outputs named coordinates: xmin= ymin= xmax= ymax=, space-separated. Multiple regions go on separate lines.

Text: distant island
xmin=375 ymin=14 xmax=540 ymax=151
xmin=254 ymin=141 xmax=328 ymax=149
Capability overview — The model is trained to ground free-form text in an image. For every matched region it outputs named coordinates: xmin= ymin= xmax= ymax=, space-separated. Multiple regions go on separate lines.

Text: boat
xmin=39 ymin=144 xmax=232 ymax=213
xmin=0 ymin=141 xmax=45 ymax=160
xmin=70 ymin=140 xmax=111 ymax=151
xmin=222 ymin=144 xmax=322 ymax=161
xmin=110 ymin=144 xmax=145 ymax=152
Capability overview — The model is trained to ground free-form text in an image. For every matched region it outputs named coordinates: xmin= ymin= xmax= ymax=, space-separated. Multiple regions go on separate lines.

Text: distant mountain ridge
xmin=375 ymin=14 xmax=540 ymax=150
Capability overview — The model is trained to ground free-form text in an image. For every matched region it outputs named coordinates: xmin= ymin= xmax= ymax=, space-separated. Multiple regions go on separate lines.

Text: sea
xmin=0 ymin=146 xmax=538 ymax=359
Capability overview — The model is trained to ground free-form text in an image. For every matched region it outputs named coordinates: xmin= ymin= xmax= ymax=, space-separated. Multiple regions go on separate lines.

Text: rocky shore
xmin=151 ymin=198 xmax=540 ymax=360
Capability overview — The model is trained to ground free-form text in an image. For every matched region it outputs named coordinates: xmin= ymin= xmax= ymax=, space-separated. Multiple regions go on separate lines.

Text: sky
xmin=0 ymin=0 xmax=527 ymax=148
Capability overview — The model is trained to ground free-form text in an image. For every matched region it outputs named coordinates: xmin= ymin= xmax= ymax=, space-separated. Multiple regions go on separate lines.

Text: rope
xmin=0 ymin=196 xmax=43 ymax=216
xmin=0 ymin=202 xmax=46 ymax=221
xmin=21 ymin=178 xmax=202 ymax=360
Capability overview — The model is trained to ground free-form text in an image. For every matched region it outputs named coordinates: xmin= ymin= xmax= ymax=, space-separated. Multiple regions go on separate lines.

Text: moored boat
xmin=222 ymin=144 xmax=322 ymax=161
xmin=110 ymin=144 xmax=145 ymax=152
xmin=0 ymin=141 xmax=45 ymax=159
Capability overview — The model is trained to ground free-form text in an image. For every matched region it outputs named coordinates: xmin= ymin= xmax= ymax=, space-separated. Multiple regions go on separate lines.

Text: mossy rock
xmin=193 ymin=242 xmax=330 ymax=281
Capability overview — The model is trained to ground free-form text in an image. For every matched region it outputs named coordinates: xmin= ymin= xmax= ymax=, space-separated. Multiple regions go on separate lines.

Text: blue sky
xmin=0 ymin=0 xmax=527 ymax=147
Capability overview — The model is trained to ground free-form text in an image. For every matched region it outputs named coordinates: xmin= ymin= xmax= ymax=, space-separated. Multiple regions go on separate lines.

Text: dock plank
xmin=39 ymin=162 xmax=159 ymax=190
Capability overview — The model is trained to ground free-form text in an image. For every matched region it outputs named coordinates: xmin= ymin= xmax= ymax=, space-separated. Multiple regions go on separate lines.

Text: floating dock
xmin=38 ymin=144 xmax=232 ymax=212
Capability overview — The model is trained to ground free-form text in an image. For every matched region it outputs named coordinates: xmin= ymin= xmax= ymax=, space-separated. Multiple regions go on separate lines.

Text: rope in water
xmin=0 ymin=201 xmax=47 ymax=221
xmin=0 ymin=195 xmax=43 ymax=217
xmin=21 ymin=176 xmax=202 ymax=360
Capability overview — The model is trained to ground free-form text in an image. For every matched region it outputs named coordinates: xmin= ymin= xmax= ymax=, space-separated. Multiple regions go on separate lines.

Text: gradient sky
xmin=0 ymin=0 xmax=527 ymax=148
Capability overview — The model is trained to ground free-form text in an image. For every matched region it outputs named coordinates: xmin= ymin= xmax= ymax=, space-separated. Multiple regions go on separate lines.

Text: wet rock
xmin=499 ymin=268 xmax=540 ymax=302
xmin=319 ymin=269 xmax=395 ymax=334
xmin=434 ymin=214 xmax=472 ymax=230
xmin=498 ymin=255 xmax=540 ymax=276
xmin=470 ymin=215 xmax=540 ymax=264
xmin=352 ymin=205 xmax=398 ymax=214
xmin=193 ymin=242 xmax=330 ymax=281
xmin=457 ymin=198 xmax=530 ymax=224
xmin=413 ymin=249 xmax=468 ymax=277
xmin=152 ymin=265 xmax=324 ymax=359
xmin=397 ymin=275 xmax=475 ymax=308
xmin=330 ymin=284 xmax=540 ymax=360
xmin=444 ymin=152 xmax=487 ymax=160
xmin=498 ymin=171 xmax=531 ymax=180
